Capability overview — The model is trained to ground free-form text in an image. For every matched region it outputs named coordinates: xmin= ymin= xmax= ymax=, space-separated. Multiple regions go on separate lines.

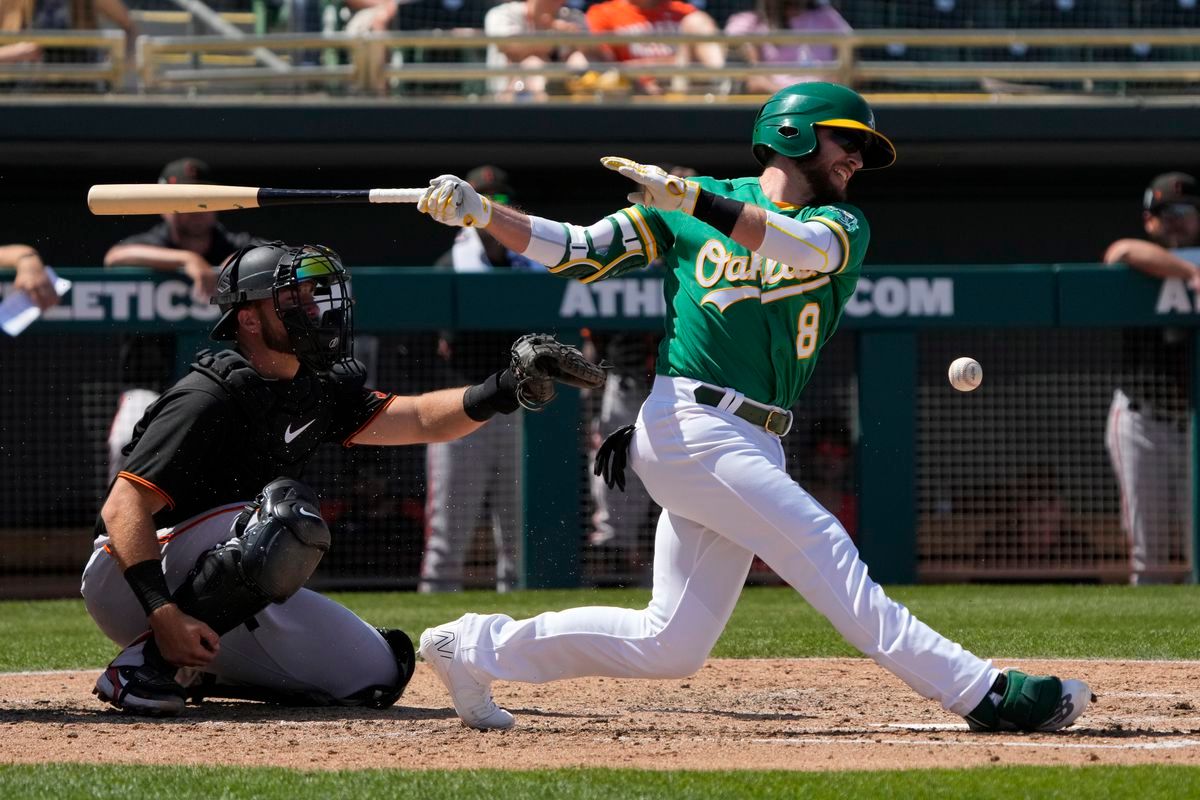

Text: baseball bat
xmin=87 ymin=184 xmax=426 ymax=215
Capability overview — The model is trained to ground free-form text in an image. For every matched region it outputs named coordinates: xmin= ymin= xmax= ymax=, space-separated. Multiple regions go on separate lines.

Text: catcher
xmin=81 ymin=240 xmax=604 ymax=716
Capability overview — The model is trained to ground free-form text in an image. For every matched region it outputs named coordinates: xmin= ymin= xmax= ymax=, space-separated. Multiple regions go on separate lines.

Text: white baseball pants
xmin=455 ymin=376 xmax=998 ymax=716
xmin=81 ymin=504 xmax=399 ymax=699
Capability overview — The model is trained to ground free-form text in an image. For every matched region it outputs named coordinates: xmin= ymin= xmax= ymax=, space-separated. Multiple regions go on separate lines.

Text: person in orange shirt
xmin=585 ymin=0 xmax=725 ymax=94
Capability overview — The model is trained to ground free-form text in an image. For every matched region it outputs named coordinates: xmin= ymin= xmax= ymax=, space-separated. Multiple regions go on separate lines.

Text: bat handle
xmin=369 ymin=188 xmax=425 ymax=204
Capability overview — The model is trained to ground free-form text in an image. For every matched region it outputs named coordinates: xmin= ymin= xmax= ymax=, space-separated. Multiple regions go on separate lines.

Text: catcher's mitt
xmin=510 ymin=333 xmax=607 ymax=411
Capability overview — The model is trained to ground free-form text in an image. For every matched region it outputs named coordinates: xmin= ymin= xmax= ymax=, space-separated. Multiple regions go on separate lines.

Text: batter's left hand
xmin=601 ymin=156 xmax=700 ymax=214
xmin=418 ymin=174 xmax=493 ymax=228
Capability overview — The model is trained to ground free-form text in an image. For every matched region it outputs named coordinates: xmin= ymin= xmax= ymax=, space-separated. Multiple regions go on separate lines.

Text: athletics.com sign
xmin=558 ymin=276 xmax=955 ymax=319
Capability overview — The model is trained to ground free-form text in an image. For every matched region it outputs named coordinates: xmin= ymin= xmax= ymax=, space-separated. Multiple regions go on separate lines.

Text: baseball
xmin=948 ymin=357 xmax=982 ymax=392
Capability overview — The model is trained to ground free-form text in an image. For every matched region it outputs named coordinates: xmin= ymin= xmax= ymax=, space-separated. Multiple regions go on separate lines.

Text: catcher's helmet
xmin=210 ymin=242 xmax=354 ymax=372
xmin=751 ymin=82 xmax=896 ymax=170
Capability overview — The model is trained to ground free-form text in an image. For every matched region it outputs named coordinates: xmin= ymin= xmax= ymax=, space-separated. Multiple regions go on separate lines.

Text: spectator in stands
xmin=0 ymin=0 xmax=40 ymax=63
xmin=585 ymin=0 xmax=726 ymax=95
xmin=724 ymin=0 xmax=851 ymax=94
xmin=1 ymin=243 xmax=58 ymax=309
xmin=484 ymin=0 xmax=590 ymax=101
xmin=32 ymin=0 xmax=138 ymax=61
xmin=1103 ymin=171 xmax=1200 ymax=585
xmin=419 ymin=166 xmax=545 ymax=593
xmin=343 ymin=0 xmax=401 ymax=36
xmin=0 ymin=40 xmax=38 ymax=62
xmin=103 ymin=158 xmax=263 ymax=485
xmin=0 ymin=244 xmax=60 ymax=309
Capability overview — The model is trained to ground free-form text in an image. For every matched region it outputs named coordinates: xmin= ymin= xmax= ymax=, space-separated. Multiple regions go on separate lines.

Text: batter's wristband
xmin=463 ymin=369 xmax=521 ymax=421
xmin=690 ymin=189 xmax=743 ymax=237
xmin=124 ymin=559 xmax=173 ymax=617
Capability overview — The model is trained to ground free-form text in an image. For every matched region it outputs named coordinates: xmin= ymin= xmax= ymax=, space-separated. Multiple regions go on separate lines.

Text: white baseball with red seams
xmin=948 ymin=357 xmax=983 ymax=392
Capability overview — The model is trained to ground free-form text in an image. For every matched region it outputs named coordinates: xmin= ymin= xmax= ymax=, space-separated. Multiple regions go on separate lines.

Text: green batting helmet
xmin=752 ymin=82 xmax=896 ymax=170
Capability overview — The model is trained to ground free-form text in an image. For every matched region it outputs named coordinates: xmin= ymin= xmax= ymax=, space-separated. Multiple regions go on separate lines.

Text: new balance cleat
xmin=965 ymin=669 xmax=1093 ymax=732
xmin=418 ymin=620 xmax=514 ymax=731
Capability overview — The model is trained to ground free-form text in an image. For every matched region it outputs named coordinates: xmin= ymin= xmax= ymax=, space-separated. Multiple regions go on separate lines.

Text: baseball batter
xmin=414 ymin=82 xmax=1094 ymax=732
xmin=81 ymin=241 xmax=597 ymax=715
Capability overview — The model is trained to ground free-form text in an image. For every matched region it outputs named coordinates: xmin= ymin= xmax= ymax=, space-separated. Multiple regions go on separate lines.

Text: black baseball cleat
xmin=93 ymin=637 xmax=188 ymax=717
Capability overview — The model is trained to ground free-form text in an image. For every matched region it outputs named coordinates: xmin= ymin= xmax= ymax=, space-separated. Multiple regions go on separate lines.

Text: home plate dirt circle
xmin=2 ymin=659 xmax=1198 ymax=771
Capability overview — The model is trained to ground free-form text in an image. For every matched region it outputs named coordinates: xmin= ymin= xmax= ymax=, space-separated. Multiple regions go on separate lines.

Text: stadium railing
xmin=3 ymin=28 xmax=1200 ymax=96
xmin=1 ymin=264 xmax=1196 ymax=599
xmin=0 ymin=30 xmax=126 ymax=86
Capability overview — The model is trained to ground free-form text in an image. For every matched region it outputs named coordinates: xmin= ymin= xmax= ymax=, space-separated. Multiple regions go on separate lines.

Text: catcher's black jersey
xmin=98 ymin=351 xmax=392 ymax=532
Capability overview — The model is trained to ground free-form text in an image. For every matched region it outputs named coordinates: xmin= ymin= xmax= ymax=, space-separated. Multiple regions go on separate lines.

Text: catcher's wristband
xmin=124 ymin=558 xmax=174 ymax=617
xmin=463 ymin=369 xmax=521 ymax=421
xmin=690 ymin=189 xmax=744 ymax=237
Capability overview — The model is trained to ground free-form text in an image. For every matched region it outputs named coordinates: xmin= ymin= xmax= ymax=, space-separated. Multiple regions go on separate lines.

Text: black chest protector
xmin=191 ymin=350 xmax=278 ymax=424
xmin=190 ymin=349 xmax=335 ymax=462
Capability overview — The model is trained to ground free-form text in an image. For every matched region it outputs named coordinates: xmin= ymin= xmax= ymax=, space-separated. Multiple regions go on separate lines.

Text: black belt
xmin=693 ymin=386 xmax=793 ymax=436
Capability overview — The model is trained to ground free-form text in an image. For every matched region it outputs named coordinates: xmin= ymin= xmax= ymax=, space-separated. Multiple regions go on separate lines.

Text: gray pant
xmin=82 ymin=503 xmax=399 ymax=698
xmin=420 ymin=414 xmax=522 ymax=592
xmin=590 ymin=375 xmax=657 ymax=551
xmin=1105 ymin=389 xmax=1194 ymax=584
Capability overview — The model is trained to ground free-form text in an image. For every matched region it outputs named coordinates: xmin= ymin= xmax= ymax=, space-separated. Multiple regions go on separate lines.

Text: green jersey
xmin=546 ymin=175 xmax=870 ymax=409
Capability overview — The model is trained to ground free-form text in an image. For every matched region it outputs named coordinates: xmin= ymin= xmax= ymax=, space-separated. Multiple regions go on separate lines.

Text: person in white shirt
xmin=485 ymin=0 xmax=590 ymax=100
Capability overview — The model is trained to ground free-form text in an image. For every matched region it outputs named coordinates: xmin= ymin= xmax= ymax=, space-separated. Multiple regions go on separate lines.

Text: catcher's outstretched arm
xmin=349 ymin=388 xmax=486 ymax=446
xmin=350 ymin=335 xmax=605 ymax=443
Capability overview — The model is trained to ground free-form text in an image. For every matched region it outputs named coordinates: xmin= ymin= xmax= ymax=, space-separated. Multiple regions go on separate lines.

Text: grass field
xmin=2 ymin=584 xmax=1198 ymax=797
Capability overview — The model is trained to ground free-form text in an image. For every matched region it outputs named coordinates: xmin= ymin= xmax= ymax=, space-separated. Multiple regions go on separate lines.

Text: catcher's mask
xmin=210 ymin=242 xmax=354 ymax=373
xmin=751 ymin=81 xmax=896 ymax=170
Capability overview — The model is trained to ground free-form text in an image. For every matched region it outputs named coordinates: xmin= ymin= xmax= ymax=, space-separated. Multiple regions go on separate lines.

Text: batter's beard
xmin=797 ymin=159 xmax=848 ymax=205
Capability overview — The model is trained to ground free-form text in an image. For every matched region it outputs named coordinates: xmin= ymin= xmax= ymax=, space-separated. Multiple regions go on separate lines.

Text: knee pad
xmin=173 ymin=478 xmax=331 ymax=636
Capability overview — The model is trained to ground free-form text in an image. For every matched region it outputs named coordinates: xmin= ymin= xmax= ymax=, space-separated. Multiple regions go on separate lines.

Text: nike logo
xmin=283 ymin=419 xmax=316 ymax=443
xmin=298 ymin=506 xmax=322 ymax=521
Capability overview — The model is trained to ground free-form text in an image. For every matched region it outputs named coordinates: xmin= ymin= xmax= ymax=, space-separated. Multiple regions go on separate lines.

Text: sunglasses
xmin=826 ymin=129 xmax=871 ymax=156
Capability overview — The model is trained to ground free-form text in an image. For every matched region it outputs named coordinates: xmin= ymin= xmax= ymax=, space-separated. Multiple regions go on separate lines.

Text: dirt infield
xmin=2 ymin=658 xmax=1198 ymax=771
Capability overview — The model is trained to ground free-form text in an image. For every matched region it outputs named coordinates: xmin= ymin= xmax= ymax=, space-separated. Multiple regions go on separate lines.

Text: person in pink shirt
xmin=725 ymin=0 xmax=852 ymax=93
